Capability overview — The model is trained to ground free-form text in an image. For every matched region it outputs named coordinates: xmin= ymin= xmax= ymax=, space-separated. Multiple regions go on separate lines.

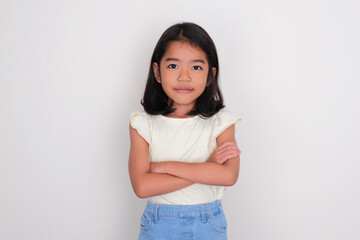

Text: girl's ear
xmin=153 ymin=62 xmax=161 ymax=83
xmin=212 ymin=67 xmax=217 ymax=78
xmin=207 ymin=67 xmax=217 ymax=86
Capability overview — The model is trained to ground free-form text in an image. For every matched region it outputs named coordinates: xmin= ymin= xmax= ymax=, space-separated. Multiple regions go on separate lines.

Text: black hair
xmin=141 ymin=22 xmax=224 ymax=118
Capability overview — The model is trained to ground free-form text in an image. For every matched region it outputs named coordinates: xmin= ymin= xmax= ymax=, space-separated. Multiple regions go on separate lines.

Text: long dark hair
xmin=141 ymin=22 xmax=224 ymax=118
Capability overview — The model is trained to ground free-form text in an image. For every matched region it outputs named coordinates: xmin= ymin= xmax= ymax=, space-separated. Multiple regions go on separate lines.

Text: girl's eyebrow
xmin=165 ymin=58 xmax=206 ymax=64
xmin=193 ymin=59 xmax=206 ymax=64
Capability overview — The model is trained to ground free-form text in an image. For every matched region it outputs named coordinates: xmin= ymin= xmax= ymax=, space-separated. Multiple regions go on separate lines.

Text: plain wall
xmin=1 ymin=0 xmax=359 ymax=239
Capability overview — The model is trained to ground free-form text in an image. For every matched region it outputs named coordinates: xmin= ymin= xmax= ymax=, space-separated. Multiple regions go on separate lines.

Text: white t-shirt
xmin=130 ymin=108 xmax=241 ymax=205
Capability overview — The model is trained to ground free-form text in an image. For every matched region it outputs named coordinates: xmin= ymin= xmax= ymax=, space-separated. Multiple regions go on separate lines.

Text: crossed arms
xmin=128 ymin=124 xmax=241 ymax=198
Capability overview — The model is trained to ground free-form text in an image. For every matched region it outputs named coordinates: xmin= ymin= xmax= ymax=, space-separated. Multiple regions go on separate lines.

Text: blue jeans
xmin=138 ymin=200 xmax=227 ymax=240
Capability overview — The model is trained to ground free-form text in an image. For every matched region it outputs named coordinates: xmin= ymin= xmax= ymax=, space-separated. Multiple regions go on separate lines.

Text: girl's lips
xmin=175 ymin=87 xmax=193 ymax=93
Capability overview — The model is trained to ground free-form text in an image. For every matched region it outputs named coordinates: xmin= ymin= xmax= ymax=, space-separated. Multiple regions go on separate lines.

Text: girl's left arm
xmin=151 ymin=124 xmax=240 ymax=186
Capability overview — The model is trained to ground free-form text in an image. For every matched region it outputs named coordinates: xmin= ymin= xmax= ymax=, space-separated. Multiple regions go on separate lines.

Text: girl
xmin=129 ymin=22 xmax=241 ymax=240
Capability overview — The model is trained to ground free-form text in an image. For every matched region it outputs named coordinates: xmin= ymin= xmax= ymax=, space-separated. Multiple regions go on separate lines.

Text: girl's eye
xmin=168 ymin=64 xmax=178 ymax=69
xmin=192 ymin=66 xmax=202 ymax=70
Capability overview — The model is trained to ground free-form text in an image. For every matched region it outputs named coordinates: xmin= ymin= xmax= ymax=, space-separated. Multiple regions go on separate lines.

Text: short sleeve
xmin=130 ymin=111 xmax=152 ymax=145
xmin=208 ymin=109 xmax=241 ymax=152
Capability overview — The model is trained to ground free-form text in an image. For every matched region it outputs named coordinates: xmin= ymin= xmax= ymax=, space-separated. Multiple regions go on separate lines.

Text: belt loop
xmin=200 ymin=205 xmax=207 ymax=223
xmin=217 ymin=200 xmax=221 ymax=210
xmin=153 ymin=204 xmax=159 ymax=223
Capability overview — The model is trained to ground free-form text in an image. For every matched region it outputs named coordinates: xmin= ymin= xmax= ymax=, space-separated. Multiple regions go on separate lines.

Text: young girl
xmin=129 ymin=22 xmax=241 ymax=240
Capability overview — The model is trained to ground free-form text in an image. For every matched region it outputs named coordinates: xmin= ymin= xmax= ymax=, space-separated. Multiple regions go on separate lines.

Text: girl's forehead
xmin=162 ymin=41 xmax=207 ymax=62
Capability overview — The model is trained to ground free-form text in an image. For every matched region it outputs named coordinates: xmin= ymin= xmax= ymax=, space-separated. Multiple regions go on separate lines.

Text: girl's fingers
xmin=218 ymin=142 xmax=239 ymax=151
xmin=215 ymin=144 xmax=240 ymax=156
xmin=215 ymin=149 xmax=241 ymax=164
xmin=217 ymin=141 xmax=236 ymax=150
xmin=209 ymin=141 xmax=241 ymax=164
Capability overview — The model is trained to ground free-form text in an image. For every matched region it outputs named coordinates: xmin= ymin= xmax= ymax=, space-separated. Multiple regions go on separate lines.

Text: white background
xmin=1 ymin=0 xmax=359 ymax=239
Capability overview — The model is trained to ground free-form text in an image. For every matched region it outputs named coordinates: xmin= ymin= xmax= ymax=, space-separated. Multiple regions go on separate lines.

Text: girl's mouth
xmin=175 ymin=87 xmax=193 ymax=93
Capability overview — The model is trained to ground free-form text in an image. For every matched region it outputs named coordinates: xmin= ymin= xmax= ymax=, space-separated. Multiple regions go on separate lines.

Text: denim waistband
xmin=144 ymin=200 xmax=223 ymax=223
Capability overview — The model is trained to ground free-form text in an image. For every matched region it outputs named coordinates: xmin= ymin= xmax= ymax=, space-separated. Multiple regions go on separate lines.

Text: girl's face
xmin=153 ymin=41 xmax=216 ymax=116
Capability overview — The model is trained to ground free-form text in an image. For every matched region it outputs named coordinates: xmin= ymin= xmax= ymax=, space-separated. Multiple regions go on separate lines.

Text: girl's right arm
xmin=128 ymin=124 xmax=193 ymax=198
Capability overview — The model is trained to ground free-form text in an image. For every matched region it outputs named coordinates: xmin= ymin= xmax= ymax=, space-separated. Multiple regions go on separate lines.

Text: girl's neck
xmin=165 ymin=113 xmax=197 ymax=119
xmin=165 ymin=105 xmax=196 ymax=118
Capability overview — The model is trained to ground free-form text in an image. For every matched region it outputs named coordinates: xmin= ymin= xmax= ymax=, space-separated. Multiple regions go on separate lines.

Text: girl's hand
xmin=207 ymin=141 xmax=241 ymax=164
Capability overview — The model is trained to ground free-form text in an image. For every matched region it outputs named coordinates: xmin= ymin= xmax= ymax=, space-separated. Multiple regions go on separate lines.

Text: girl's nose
xmin=177 ymin=69 xmax=191 ymax=82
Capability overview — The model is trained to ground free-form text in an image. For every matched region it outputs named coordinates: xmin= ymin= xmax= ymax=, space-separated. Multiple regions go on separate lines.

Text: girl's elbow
xmin=132 ymin=183 xmax=150 ymax=199
xmin=222 ymin=158 xmax=240 ymax=186
xmin=227 ymin=176 xmax=238 ymax=186
xmin=223 ymin=172 xmax=239 ymax=186
xmin=135 ymin=191 xmax=148 ymax=199
xmin=134 ymin=189 xmax=149 ymax=199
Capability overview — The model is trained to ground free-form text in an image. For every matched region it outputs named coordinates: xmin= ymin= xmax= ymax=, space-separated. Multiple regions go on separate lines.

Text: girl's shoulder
xmin=208 ymin=108 xmax=242 ymax=151
xmin=130 ymin=111 xmax=150 ymax=121
xmin=129 ymin=111 xmax=152 ymax=144
xmin=211 ymin=108 xmax=241 ymax=128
